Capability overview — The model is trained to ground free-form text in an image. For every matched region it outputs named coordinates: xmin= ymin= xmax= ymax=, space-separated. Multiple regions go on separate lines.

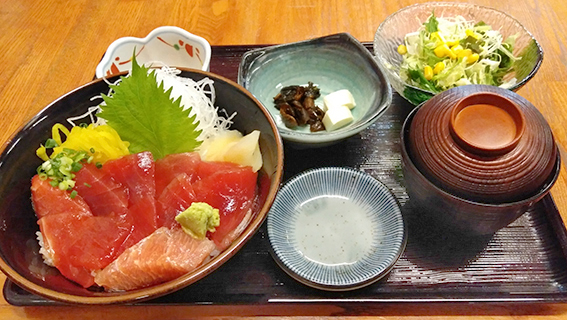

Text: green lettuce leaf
xmin=514 ymin=38 xmax=540 ymax=81
xmin=99 ymin=55 xmax=202 ymax=159
xmin=424 ymin=11 xmax=439 ymax=33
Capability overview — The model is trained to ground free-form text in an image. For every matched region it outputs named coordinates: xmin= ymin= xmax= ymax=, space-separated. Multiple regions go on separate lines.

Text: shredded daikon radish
xmin=154 ymin=67 xmax=236 ymax=140
xmin=67 ymin=106 xmax=107 ymax=127
xmin=68 ymin=67 xmax=235 ymax=142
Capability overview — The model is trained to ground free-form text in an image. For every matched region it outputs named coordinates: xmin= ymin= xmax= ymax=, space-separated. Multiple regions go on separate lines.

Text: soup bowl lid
xmin=407 ymin=85 xmax=557 ymax=203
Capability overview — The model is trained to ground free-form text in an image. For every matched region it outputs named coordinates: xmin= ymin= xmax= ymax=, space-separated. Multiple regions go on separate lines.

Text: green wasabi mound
xmin=175 ymin=202 xmax=220 ymax=239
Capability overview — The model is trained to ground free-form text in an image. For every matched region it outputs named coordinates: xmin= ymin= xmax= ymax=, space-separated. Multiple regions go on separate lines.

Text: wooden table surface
xmin=1 ymin=0 xmax=567 ymax=318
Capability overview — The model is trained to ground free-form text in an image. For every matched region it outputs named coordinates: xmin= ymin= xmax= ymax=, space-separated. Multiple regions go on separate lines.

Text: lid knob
xmin=449 ymin=93 xmax=525 ymax=157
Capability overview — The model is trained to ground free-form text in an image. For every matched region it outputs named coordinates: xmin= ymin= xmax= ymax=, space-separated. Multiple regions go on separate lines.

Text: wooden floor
xmin=1 ymin=0 xmax=567 ymax=318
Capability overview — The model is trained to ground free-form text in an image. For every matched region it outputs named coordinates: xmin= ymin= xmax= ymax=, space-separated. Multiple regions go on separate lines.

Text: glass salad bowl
xmin=373 ymin=2 xmax=543 ymax=105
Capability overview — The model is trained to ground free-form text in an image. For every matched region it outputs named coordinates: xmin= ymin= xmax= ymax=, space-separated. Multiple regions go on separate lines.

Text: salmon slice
xmin=94 ymin=227 xmax=216 ymax=291
xmin=31 ymin=175 xmax=91 ymax=219
xmin=156 ymin=173 xmax=197 ymax=229
xmin=155 ymin=152 xmax=201 ymax=197
xmin=74 ymin=163 xmax=129 ymax=217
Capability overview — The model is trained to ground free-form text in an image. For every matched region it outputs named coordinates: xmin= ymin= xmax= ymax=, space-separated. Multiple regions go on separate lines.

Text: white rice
xmin=36 ymin=231 xmax=55 ymax=267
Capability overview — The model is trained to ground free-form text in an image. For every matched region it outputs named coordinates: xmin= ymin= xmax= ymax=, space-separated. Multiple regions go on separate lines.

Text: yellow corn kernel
xmin=465 ymin=29 xmax=480 ymax=40
xmin=424 ymin=65 xmax=433 ymax=80
xmin=457 ymin=48 xmax=473 ymax=58
xmin=433 ymin=61 xmax=445 ymax=74
xmin=430 ymin=31 xmax=446 ymax=44
xmin=434 ymin=44 xmax=451 ymax=58
xmin=397 ymin=44 xmax=407 ymax=55
xmin=451 ymin=44 xmax=463 ymax=54
xmin=466 ymin=53 xmax=480 ymax=64
xmin=446 ymin=39 xmax=459 ymax=47
xmin=436 ymin=44 xmax=458 ymax=60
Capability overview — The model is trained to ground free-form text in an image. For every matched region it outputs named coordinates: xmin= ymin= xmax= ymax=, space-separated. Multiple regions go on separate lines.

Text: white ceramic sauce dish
xmin=96 ymin=26 xmax=212 ymax=78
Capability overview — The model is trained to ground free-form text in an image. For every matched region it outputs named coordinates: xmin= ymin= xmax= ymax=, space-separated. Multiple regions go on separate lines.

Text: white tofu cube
xmin=322 ymin=105 xmax=353 ymax=131
xmin=323 ymin=89 xmax=356 ymax=112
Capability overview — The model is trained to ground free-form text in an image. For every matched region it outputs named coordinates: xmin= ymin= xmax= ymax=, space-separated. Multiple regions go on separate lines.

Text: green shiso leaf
xmin=99 ymin=54 xmax=202 ymax=159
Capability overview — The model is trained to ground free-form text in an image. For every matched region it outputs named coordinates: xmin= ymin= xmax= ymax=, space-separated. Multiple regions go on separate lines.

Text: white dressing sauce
xmin=294 ymin=195 xmax=375 ymax=266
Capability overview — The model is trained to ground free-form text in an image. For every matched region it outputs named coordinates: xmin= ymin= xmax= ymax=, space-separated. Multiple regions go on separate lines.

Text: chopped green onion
xmin=36 ymin=148 xmax=92 ymax=196
xmin=44 ymin=139 xmax=58 ymax=148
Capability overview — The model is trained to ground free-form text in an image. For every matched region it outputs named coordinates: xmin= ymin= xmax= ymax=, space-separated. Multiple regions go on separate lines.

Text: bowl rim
xmin=0 ymin=68 xmax=285 ymax=304
xmin=95 ymin=26 xmax=213 ymax=79
xmin=238 ymin=33 xmax=393 ymax=145
xmin=373 ymin=2 xmax=544 ymax=102
xmin=267 ymin=166 xmax=407 ymax=291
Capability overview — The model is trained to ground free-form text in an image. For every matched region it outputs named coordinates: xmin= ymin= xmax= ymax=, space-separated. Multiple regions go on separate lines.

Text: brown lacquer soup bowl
xmin=401 ymin=85 xmax=560 ymax=235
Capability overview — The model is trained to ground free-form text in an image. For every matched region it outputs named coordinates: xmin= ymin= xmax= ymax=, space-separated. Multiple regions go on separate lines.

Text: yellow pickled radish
xmin=39 ymin=123 xmax=130 ymax=165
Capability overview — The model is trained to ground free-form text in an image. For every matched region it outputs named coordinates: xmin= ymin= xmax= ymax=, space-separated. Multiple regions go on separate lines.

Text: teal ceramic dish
xmin=373 ymin=2 xmax=543 ymax=106
xmin=267 ymin=167 xmax=406 ymax=291
xmin=238 ymin=33 xmax=392 ymax=148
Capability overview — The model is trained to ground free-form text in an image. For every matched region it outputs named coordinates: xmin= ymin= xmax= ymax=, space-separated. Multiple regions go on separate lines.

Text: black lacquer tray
xmin=4 ymin=44 xmax=567 ymax=306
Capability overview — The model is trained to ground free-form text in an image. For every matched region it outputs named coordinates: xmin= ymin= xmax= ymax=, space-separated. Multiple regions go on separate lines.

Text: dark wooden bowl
xmin=0 ymin=69 xmax=284 ymax=304
xmin=401 ymin=104 xmax=561 ymax=235
xmin=408 ymin=85 xmax=557 ymax=203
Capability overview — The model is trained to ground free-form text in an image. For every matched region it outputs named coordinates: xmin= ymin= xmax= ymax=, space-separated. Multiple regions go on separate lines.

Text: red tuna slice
xmin=156 ymin=173 xmax=197 ymax=229
xmin=102 ymin=151 xmax=157 ymax=248
xmin=195 ymin=160 xmax=248 ymax=180
xmin=192 ymin=162 xmax=257 ymax=250
xmin=31 ymin=175 xmax=91 ymax=219
xmin=94 ymin=227 xmax=216 ymax=291
xmin=74 ymin=163 xmax=128 ymax=217
xmin=155 ymin=152 xmax=201 ymax=197
xmin=38 ymin=211 xmax=131 ymax=288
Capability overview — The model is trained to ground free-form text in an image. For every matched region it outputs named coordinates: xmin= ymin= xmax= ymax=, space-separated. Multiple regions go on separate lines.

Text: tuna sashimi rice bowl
xmin=0 ymin=58 xmax=283 ymax=304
